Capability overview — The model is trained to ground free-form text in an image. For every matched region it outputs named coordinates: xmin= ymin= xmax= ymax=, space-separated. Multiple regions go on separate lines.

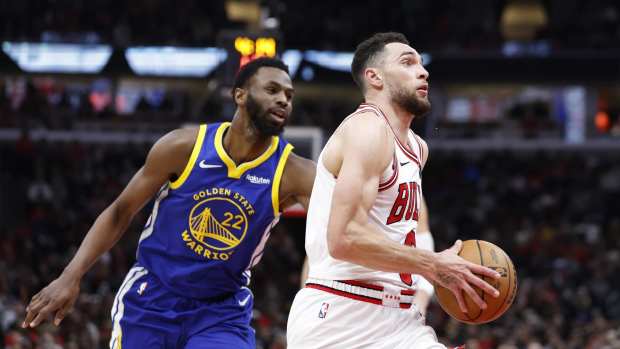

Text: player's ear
xmin=365 ymin=68 xmax=383 ymax=89
xmin=233 ymin=87 xmax=247 ymax=106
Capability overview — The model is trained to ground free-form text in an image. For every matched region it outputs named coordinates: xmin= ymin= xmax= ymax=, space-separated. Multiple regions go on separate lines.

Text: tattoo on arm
xmin=438 ymin=272 xmax=457 ymax=286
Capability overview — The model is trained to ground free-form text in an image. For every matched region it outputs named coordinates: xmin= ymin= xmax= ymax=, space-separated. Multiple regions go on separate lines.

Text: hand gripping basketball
xmin=434 ymin=240 xmax=518 ymax=324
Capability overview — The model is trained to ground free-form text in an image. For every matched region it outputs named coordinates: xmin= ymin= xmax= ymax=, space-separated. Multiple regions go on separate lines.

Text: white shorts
xmin=287 ymin=286 xmax=447 ymax=349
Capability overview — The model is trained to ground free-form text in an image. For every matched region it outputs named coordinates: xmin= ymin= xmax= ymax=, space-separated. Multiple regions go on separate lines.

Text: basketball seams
xmin=505 ymin=248 xmax=518 ymax=308
xmin=486 ymin=247 xmax=514 ymax=322
xmin=461 ymin=240 xmax=484 ymax=322
xmin=469 ymin=240 xmax=485 ymax=321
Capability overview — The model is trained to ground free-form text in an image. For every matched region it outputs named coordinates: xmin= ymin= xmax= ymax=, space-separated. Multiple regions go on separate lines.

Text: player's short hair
xmin=232 ymin=57 xmax=289 ymax=93
xmin=351 ymin=32 xmax=410 ymax=91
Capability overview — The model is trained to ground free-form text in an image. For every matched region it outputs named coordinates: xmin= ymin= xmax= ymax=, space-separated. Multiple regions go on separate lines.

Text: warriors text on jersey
xmin=137 ymin=122 xmax=293 ymax=299
xmin=305 ymin=103 xmax=425 ymax=290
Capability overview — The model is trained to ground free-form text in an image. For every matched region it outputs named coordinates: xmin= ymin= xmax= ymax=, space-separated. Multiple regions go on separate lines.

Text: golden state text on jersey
xmin=136 ymin=122 xmax=293 ymax=299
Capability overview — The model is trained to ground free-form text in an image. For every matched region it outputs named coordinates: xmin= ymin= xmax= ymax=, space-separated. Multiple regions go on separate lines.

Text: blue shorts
xmin=109 ymin=265 xmax=255 ymax=349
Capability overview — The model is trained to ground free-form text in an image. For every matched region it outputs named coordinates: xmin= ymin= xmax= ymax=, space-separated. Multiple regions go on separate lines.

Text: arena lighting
xmin=234 ymin=36 xmax=277 ymax=67
xmin=304 ymin=50 xmax=355 ymax=72
xmin=2 ymin=41 xmax=430 ymax=76
xmin=2 ymin=42 xmax=112 ymax=73
xmin=282 ymin=50 xmax=302 ymax=77
xmin=125 ymin=47 xmax=226 ymax=77
xmin=217 ymin=31 xmax=281 ymax=86
xmin=595 ymin=111 xmax=611 ymax=132
xmin=304 ymin=51 xmax=432 ymax=72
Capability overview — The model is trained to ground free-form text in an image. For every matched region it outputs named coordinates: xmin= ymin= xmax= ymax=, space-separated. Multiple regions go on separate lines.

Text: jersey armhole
xmin=170 ymin=124 xmax=207 ymax=189
xmin=410 ymin=131 xmax=426 ymax=170
xmin=271 ymin=143 xmax=294 ymax=216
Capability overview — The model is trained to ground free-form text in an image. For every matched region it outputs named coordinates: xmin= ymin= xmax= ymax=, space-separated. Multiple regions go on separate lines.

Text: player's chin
xmin=271 ymin=117 xmax=288 ymax=127
xmin=270 ymin=115 xmax=288 ymax=129
xmin=264 ymin=120 xmax=286 ymax=135
xmin=414 ymin=92 xmax=429 ymax=103
xmin=414 ymin=99 xmax=432 ymax=116
xmin=421 ymin=98 xmax=431 ymax=109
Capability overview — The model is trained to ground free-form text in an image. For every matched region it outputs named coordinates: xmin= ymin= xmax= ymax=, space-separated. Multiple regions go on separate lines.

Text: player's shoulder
xmin=342 ymin=109 xmax=386 ymax=127
xmin=280 ymin=151 xmax=316 ymax=196
xmin=166 ymin=125 xmax=202 ymax=147
xmin=151 ymin=125 xmax=202 ymax=159
xmin=283 ymin=152 xmax=316 ymax=179
xmin=286 ymin=152 xmax=315 ymax=169
xmin=332 ymin=111 xmax=394 ymax=170
xmin=338 ymin=110 xmax=391 ymax=143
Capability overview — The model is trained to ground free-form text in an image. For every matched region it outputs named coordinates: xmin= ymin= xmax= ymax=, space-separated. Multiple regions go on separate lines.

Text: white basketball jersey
xmin=306 ymin=103 xmax=426 ymax=291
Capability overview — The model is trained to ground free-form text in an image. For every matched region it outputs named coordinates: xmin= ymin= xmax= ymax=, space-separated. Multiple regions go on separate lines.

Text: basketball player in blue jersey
xmin=23 ymin=57 xmax=316 ymax=348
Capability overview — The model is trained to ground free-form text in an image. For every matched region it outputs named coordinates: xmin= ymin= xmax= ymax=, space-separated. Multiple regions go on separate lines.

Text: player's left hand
xmin=22 ymin=272 xmax=80 ymax=328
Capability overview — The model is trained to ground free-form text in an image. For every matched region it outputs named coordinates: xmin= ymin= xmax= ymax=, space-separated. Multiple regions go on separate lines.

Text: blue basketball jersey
xmin=136 ymin=122 xmax=294 ymax=299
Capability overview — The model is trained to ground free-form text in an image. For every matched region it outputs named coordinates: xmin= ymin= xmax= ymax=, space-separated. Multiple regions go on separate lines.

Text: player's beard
xmin=390 ymin=82 xmax=431 ymax=117
xmin=246 ymin=93 xmax=285 ymax=136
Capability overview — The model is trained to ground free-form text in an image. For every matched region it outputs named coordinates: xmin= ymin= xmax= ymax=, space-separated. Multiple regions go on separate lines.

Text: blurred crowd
xmin=424 ymin=151 xmax=620 ymax=348
xmin=2 ymin=77 xmax=587 ymax=140
xmin=0 ymin=78 xmax=359 ymax=135
xmin=0 ymin=78 xmax=194 ymax=131
xmin=1 ymin=0 xmax=619 ymax=51
xmin=1 ymin=131 xmax=619 ymax=348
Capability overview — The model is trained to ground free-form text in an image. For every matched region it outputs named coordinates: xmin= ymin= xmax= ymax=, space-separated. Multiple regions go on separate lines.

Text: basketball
xmin=435 ymin=240 xmax=517 ymax=324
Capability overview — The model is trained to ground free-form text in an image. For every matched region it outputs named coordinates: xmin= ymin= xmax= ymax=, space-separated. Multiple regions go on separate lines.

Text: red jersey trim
xmin=412 ymin=131 xmax=425 ymax=170
xmin=396 ymin=141 xmax=421 ymax=167
xmin=341 ymin=280 xmax=384 ymax=291
xmin=306 ymin=283 xmax=383 ymax=305
xmin=305 ymin=283 xmax=413 ymax=309
xmin=378 ymin=153 xmax=399 ymax=191
xmin=341 ymin=106 xmax=380 ymax=124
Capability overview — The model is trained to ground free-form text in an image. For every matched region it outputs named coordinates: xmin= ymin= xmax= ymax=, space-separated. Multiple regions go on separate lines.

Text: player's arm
xmin=23 ymin=128 xmax=197 ymax=328
xmin=280 ymin=152 xmax=316 ymax=211
xmin=326 ymin=114 xmax=425 ymax=272
xmin=279 ymin=152 xmax=316 ymax=288
xmin=326 ymin=114 xmax=500 ymax=313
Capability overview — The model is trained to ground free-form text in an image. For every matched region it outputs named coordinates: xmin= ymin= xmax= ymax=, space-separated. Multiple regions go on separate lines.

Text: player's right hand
xmin=430 ymin=240 xmax=501 ymax=314
xmin=22 ymin=273 xmax=80 ymax=328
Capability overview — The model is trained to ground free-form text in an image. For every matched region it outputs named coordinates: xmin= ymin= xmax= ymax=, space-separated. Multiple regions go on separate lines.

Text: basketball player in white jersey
xmin=287 ymin=32 xmax=501 ymax=348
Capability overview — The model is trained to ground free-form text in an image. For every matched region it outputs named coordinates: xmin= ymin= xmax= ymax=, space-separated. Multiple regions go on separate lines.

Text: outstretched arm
xmin=23 ymin=127 xmax=197 ymax=328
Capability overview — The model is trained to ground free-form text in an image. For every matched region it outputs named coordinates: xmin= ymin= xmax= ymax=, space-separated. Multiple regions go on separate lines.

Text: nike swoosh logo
xmin=238 ymin=294 xmax=251 ymax=307
xmin=199 ymin=160 xmax=222 ymax=169
xmin=400 ymin=161 xmax=410 ymax=166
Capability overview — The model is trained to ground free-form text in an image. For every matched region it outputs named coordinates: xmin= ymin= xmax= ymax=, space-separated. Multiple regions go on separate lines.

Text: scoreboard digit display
xmin=217 ymin=30 xmax=281 ymax=87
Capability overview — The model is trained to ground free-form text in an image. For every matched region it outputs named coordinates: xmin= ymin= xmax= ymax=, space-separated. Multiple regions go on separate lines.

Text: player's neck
xmin=223 ymin=114 xmax=273 ymax=165
xmin=365 ymin=96 xmax=414 ymax=143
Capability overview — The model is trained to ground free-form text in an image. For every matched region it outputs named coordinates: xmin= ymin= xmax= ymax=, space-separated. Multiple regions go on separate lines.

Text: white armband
xmin=416 ymin=231 xmax=434 ymax=252
xmin=416 ymin=231 xmax=435 ymax=295
xmin=416 ymin=276 xmax=435 ymax=296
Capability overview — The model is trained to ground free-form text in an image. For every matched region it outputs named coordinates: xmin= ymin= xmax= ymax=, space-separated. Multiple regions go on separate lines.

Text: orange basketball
xmin=435 ymin=240 xmax=517 ymax=324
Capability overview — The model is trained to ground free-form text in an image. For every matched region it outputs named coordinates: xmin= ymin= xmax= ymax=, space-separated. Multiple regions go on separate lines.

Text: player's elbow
xmin=327 ymin=234 xmax=350 ymax=260
xmin=326 ymin=226 xmax=355 ymax=260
